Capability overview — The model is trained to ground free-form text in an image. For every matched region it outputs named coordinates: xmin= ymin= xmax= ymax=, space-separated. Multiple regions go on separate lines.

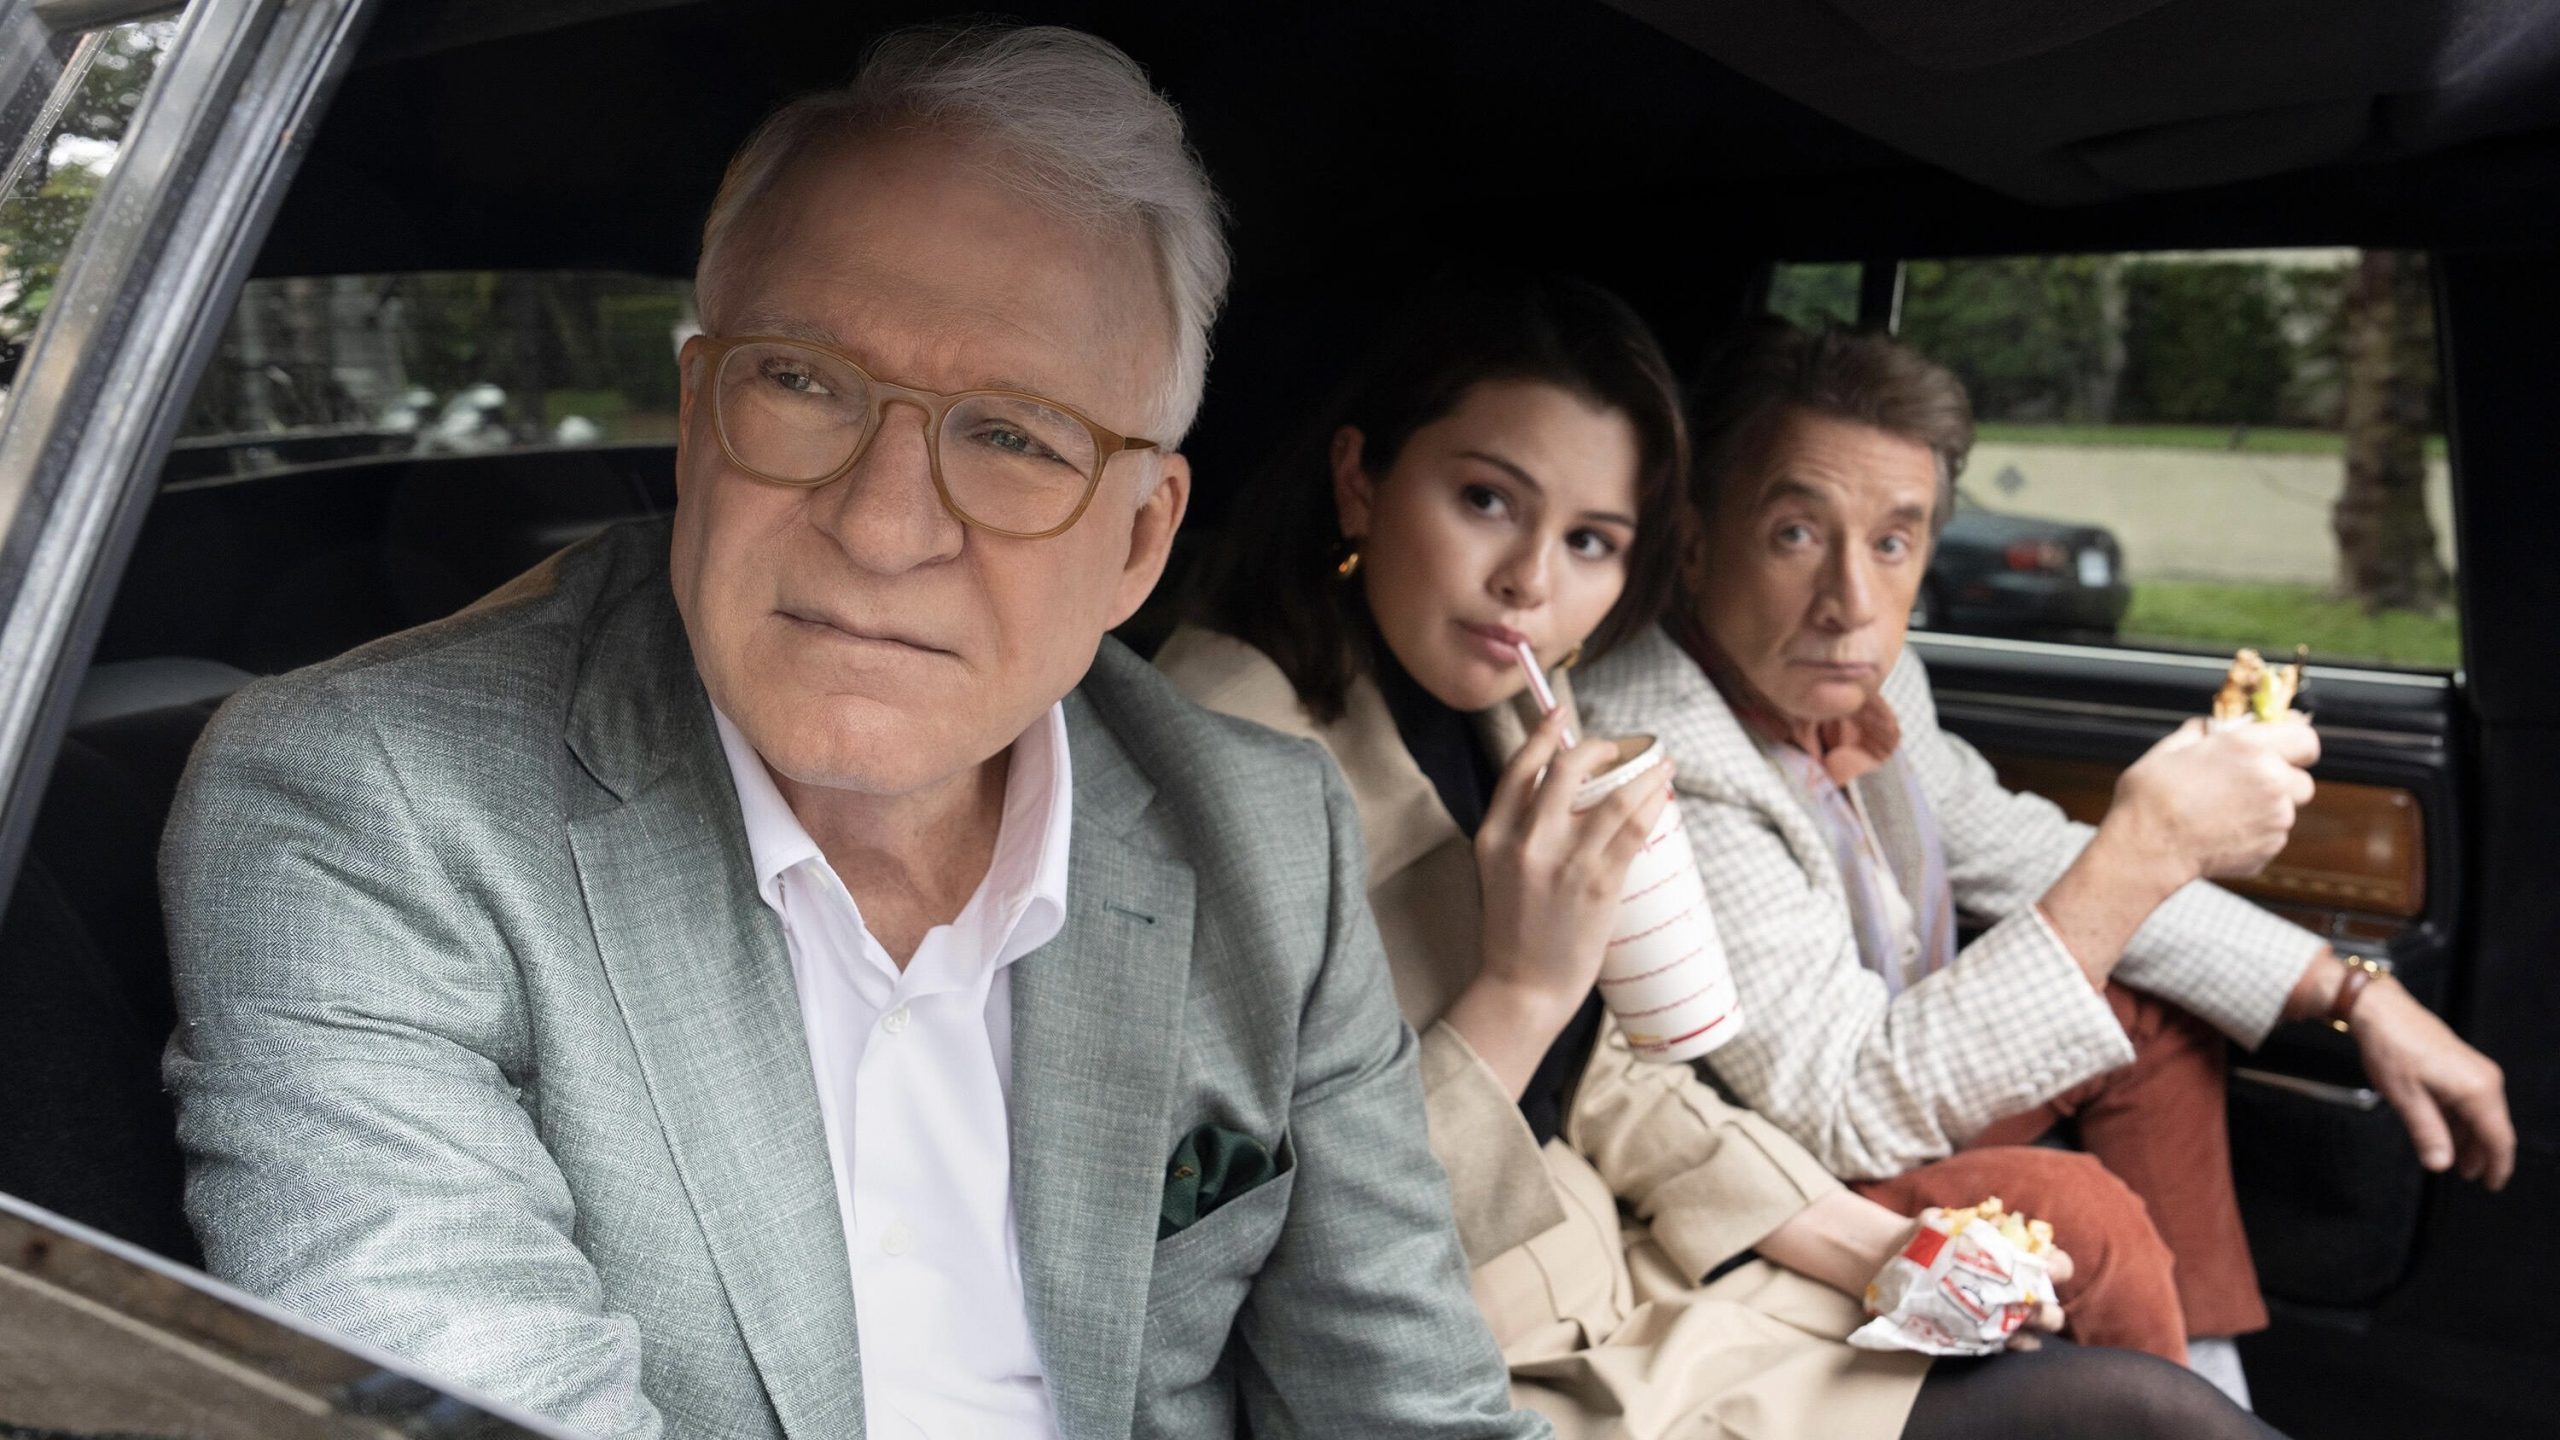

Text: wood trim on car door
xmin=1988 ymin=752 xmax=2427 ymax=930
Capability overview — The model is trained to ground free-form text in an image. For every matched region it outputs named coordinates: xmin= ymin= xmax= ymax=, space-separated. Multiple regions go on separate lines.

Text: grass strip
xmin=2120 ymin=580 xmax=2459 ymax=669
xmin=1977 ymin=422 xmax=2447 ymax=460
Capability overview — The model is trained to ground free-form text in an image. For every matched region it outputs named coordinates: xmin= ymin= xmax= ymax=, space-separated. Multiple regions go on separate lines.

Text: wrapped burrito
xmin=2209 ymin=646 xmax=2307 ymax=730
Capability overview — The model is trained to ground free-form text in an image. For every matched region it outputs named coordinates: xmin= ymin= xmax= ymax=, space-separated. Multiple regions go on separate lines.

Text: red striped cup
xmin=1574 ymin=736 xmax=1743 ymax=1063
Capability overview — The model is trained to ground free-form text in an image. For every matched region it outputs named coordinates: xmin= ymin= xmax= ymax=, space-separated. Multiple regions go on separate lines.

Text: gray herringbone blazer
xmin=160 ymin=519 xmax=1541 ymax=1440
xmin=1576 ymin=625 xmax=2321 ymax=1182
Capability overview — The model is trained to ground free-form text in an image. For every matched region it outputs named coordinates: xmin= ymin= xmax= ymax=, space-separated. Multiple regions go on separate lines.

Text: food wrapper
xmin=1848 ymin=1201 xmax=2058 ymax=1357
xmin=2207 ymin=646 xmax=2307 ymax=732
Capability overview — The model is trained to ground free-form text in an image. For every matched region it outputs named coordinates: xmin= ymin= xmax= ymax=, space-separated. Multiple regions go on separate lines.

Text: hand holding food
xmin=2106 ymin=652 xmax=2320 ymax=884
xmin=1849 ymin=1197 xmax=2062 ymax=1357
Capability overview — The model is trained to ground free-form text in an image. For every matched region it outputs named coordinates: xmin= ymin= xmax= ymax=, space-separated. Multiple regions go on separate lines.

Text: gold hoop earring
xmin=1333 ymin=542 xmax=1364 ymax=580
xmin=1559 ymin=644 xmax=1583 ymax=670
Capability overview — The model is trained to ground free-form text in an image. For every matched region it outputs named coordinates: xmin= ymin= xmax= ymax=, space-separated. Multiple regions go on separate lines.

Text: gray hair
xmin=695 ymin=24 xmax=1231 ymax=446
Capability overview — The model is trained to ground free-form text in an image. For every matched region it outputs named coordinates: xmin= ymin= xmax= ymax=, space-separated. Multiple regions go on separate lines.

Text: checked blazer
xmin=1574 ymin=625 xmax=2324 ymax=1182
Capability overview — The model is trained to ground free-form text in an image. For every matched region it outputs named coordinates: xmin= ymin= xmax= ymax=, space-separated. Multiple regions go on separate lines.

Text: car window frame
xmin=0 ymin=0 xmax=372 ymax=915
xmin=1767 ymin=254 xmax=2467 ymax=691
xmin=0 ymin=8 xmax=101 ymax=206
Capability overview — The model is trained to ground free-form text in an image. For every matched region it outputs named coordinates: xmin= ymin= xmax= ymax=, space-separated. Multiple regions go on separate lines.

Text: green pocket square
xmin=1158 ymin=1124 xmax=1279 ymax=1240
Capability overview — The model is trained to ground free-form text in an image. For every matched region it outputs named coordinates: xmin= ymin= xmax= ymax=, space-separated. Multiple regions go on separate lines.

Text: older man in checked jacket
xmin=1576 ymin=320 xmax=2513 ymax=1396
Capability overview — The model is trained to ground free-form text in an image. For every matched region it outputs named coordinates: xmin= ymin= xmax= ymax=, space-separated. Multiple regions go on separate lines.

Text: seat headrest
xmin=71 ymin=659 xmax=258 ymax=729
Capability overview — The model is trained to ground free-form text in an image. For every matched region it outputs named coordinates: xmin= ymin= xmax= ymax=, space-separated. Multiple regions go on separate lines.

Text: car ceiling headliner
xmin=251 ymin=0 xmax=2560 ymax=283
xmin=1606 ymin=0 xmax=2560 ymax=206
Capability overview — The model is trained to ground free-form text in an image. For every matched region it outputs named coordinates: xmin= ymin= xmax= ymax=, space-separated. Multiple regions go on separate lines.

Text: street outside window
xmin=1770 ymin=250 xmax=2457 ymax=671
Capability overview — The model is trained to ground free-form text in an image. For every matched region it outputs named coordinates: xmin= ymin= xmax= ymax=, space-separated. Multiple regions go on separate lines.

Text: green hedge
xmin=1900 ymin=256 xmax=2109 ymax=422
xmin=2118 ymin=262 xmax=2292 ymax=425
xmin=1886 ymin=253 xmax=2432 ymax=434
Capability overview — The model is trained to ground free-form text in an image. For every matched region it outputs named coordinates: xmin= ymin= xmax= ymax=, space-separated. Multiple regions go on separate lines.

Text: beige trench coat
xmin=1157 ymin=628 xmax=1930 ymax=1440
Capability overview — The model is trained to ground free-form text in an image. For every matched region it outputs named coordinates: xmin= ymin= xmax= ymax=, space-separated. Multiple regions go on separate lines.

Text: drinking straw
xmin=1514 ymin=641 xmax=1580 ymax=749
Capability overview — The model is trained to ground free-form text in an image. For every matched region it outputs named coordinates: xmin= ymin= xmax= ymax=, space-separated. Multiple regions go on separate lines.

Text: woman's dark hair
xmin=1191 ymin=271 xmax=1690 ymax=722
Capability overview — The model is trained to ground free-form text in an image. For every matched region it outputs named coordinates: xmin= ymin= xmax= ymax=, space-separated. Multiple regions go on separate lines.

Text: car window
xmin=169 ymin=271 xmax=696 ymax=484
xmin=1768 ymin=250 xmax=2459 ymax=672
xmin=1766 ymin=260 xmax=1860 ymax=330
xmin=0 ymin=16 xmax=181 ymax=421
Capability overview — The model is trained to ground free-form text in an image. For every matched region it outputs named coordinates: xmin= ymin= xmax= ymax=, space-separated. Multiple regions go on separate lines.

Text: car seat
xmin=0 ymin=660 xmax=257 ymax=1266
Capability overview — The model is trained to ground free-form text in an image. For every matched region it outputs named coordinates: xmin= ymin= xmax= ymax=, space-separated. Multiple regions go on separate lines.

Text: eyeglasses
xmin=693 ymin=334 xmax=1161 ymax=541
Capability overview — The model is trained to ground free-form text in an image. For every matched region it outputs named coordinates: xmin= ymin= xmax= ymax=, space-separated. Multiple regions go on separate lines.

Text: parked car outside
xmin=1917 ymin=486 xmax=2130 ymax=638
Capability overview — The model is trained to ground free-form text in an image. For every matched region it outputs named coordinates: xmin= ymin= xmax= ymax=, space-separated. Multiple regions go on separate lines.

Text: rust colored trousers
xmin=1853 ymin=982 xmax=2265 ymax=1365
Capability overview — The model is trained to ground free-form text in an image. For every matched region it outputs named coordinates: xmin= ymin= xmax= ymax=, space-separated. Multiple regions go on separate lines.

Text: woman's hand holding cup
xmin=1444 ymin=708 xmax=1672 ymax=1098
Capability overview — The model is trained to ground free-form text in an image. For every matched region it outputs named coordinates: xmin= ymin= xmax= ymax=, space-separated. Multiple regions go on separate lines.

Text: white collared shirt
xmin=714 ymin=704 xmax=1073 ymax=1440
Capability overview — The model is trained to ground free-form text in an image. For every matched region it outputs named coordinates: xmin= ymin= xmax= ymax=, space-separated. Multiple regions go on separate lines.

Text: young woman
xmin=1156 ymin=272 xmax=2283 ymax=1440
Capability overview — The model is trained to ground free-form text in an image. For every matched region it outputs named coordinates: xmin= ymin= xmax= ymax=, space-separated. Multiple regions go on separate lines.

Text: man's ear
xmin=673 ymin=335 xmax=706 ymax=494
xmin=1107 ymin=453 xmax=1192 ymax=629
xmin=1329 ymin=426 xmax=1374 ymax=542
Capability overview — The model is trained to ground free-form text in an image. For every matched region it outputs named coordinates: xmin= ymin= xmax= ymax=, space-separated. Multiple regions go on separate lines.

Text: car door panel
xmin=1911 ymin=629 xmax=2460 ymax=1307
xmin=1985 ymin=758 xmax=2428 ymax=931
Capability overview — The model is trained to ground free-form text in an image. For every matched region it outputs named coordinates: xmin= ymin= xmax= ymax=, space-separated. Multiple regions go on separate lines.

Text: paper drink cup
xmin=1573 ymin=735 xmax=1743 ymax=1063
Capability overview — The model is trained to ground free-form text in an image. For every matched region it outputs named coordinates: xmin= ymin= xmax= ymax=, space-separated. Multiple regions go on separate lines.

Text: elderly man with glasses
xmin=161 ymin=25 xmax=1544 ymax=1440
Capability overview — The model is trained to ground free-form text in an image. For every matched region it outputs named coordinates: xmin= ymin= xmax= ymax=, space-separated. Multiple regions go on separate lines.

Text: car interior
xmin=4 ymin=2 xmax=2557 ymax=1433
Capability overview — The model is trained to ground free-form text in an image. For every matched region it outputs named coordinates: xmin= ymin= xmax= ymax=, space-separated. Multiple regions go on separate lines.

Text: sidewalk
xmin=1967 ymin=443 xmax=2457 ymax=586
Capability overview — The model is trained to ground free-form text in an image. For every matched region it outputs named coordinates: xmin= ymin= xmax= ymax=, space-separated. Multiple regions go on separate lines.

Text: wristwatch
xmin=2325 ymin=952 xmax=2391 ymax=1033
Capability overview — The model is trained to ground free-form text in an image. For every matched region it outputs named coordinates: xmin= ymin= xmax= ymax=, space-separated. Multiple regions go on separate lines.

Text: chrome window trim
xmin=2 ymin=1191 xmax=582 ymax=1437
xmin=1931 ymin=690 xmax=2450 ymax=756
xmin=2233 ymin=1067 xmax=2384 ymax=1113
xmin=31 ymin=0 xmax=186 ymax=27
xmin=1910 ymin=629 xmax=2458 ymax=692
xmin=0 ymin=20 xmax=94 ymax=203
xmin=4 ymin=2 xmax=186 ymax=165
xmin=159 ymin=438 xmax=682 ymax=494
xmin=0 ymin=0 xmax=373 ymax=910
